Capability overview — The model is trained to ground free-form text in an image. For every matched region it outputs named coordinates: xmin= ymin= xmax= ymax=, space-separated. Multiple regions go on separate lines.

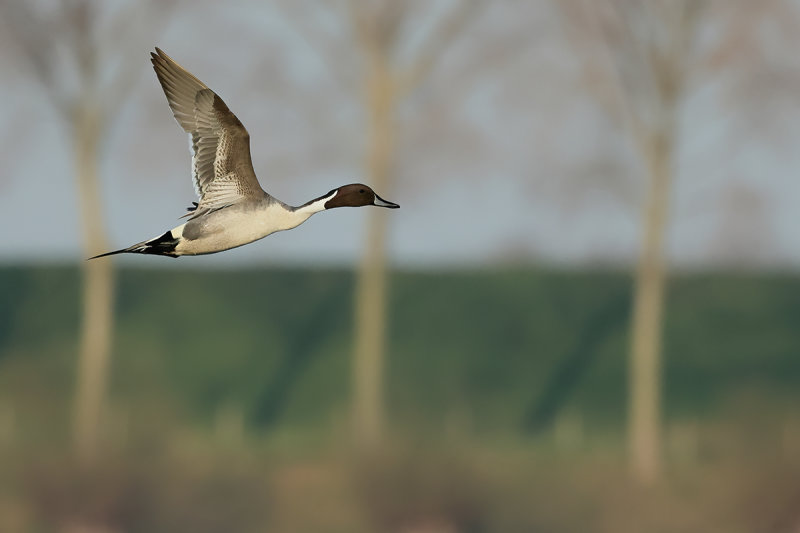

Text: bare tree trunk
xmin=72 ymin=104 xmax=115 ymax=464
xmin=628 ymin=124 xmax=673 ymax=485
xmin=353 ymin=46 xmax=394 ymax=450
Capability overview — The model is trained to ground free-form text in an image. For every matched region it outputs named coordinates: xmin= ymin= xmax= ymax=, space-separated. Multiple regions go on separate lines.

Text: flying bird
xmin=90 ymin=48 xmax=398 ymax=259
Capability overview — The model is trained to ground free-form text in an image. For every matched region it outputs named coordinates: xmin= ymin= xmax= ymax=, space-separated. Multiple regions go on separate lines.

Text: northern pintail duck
xmin=91 ymin=48 xmax=398 ymax=259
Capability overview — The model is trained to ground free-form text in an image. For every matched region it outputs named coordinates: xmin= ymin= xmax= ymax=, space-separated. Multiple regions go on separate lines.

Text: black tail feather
xmin=88 ymin=248 xmax=131 ymax=260
xmin=88 ymin=231 xmax=180 ymax=260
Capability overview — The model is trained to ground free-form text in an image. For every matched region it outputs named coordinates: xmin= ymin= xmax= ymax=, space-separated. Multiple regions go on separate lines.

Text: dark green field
xmin=1 ymin=265 xmax=799 ymax=532
xmin=2 ymin=265 xmax=798 ymax=434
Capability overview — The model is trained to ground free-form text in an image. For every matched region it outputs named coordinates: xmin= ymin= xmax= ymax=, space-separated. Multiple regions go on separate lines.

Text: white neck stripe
xmin=297 ymin=189 xmax=337 ymax=216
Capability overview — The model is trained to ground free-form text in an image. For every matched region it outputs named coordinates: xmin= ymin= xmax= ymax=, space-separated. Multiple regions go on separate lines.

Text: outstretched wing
xmin=150 ymin=47 xmax=266 ymax=217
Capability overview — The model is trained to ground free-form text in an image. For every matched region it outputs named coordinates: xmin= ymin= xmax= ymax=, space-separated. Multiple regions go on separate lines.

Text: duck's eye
xmin=359 ymin=189 xmax=365 ymax=193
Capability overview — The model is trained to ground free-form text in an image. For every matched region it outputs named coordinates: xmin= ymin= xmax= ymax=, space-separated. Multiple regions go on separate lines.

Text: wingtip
xmin=151 ymin=47 xmax=169 ymax=67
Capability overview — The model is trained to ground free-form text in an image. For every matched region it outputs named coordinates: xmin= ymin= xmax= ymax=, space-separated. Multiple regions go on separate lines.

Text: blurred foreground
xmin=0 ymin=265 xmax=798 ymax=532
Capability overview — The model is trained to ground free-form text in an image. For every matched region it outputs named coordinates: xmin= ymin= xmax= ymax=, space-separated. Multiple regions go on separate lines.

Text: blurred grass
xmin=0 ymin=265 xmax=799 ymax=531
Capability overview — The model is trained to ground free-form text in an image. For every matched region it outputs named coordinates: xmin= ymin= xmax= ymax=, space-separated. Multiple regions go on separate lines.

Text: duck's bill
xmin=374 ymin=194 xmax=400 ymax=209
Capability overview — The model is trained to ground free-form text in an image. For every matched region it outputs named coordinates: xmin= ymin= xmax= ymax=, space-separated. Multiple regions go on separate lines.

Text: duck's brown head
xmin=324 ymin=184 xmax=399 ymax=209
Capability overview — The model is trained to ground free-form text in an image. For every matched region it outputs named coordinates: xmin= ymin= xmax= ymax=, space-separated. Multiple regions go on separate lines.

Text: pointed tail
xmin=88 ymin=230 xmax=180 ymax=260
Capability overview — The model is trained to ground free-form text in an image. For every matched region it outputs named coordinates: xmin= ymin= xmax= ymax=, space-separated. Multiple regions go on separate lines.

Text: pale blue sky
xmin=1 ymin=1 xmax=798 ymax=269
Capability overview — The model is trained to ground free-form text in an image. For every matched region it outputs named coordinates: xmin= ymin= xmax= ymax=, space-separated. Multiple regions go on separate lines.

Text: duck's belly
xmin=172 ymin=204 xmax=304 ymax=256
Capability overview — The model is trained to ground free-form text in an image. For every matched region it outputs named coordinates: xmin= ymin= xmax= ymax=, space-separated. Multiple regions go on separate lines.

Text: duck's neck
xmin=292 ymin=190 xmax=337 ymax=217
xmin=277 ymin=190 xmax=334 ymax=230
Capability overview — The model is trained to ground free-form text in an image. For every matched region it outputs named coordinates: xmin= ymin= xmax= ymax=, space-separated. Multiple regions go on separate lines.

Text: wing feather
xmin=150 ymin=47 xmax=266 ymax=217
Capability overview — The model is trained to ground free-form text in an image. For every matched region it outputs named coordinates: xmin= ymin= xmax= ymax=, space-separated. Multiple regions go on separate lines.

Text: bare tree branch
xmin=348 ymin=0 xmax=407 ymax=57
xmin=0 ymin=2 xmax=71 ymax=117
xmin=274 ymin=0 xmax=356 ymax=92
xmin=348 ymin=0 xmax=373 ymax=49
xmin=398 ymin=0 xmax=484 ymax=97
xmin=98 ymin=1 xmax=177 ymax=124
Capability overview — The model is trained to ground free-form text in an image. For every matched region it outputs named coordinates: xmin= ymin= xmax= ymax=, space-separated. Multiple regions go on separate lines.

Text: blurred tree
xmin=555 ymin=0 xmax=705 ymax=484
xmin=0 ymin=0 xmax=169 ymax=463
xmin=276 ymin=0 xmax=480 ymax=450
xmin=557 ymin=0 xmax=800 ymax=484
xmin=346 ymin=0 xmax=480 ymax=450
